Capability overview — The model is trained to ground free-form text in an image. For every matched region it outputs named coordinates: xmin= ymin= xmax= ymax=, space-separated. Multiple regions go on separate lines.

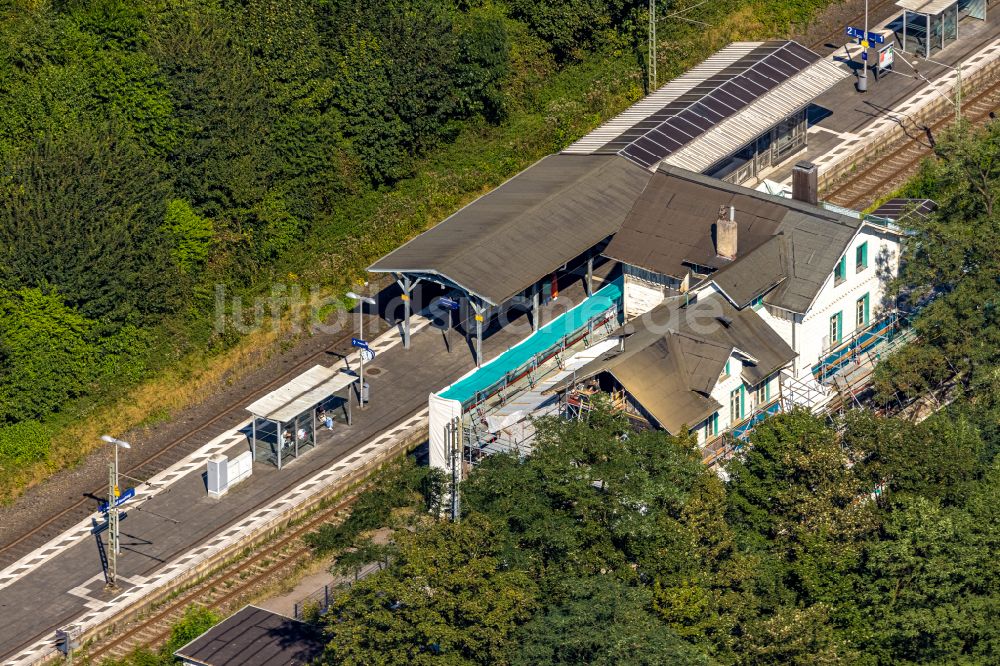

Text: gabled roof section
xmin=368 ymin=154 xmax=652 ymax=305
xmin=549 ymin=293 xmax=794 ymax=432
xmin=607 ymin=165 xmax=865 ymax=314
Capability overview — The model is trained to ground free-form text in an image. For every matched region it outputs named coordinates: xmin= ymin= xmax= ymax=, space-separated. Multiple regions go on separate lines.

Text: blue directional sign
xmin=91 ymin=511 xmax=128 ymax=535
xmin=438 ymin=297 xmax=460 ymax=311
xmin=845 ymin=26 xmax=884 ymax=43
xmin=98 ymin=487 xmax=135 ymax=513
xmin=351 ymin=337 xmax=370 ymax=349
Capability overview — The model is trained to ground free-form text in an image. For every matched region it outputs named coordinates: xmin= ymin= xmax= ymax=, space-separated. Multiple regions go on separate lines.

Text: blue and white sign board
xmin=91 ymin=511 xmax=128 ymax=535
xmin=351 ymin=337 xmax=369 ymax=349
xmin=98 ymin=487 xmax=135 ymax=513
xmin=438 ymin=297 xmax=460 ymax=311
xmin=360 ymin=348 xmax=375 ymax=362
xmin=846 ymin=26 xmax=884 ymax=43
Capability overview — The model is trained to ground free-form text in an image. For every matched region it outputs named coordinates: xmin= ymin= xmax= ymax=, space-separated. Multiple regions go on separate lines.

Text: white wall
xmin=792 ymin=225 xmax=900 ymax=377
xmin=696 ymin=353 xmax=781 ymax=444
xmin=623 ymin=275 xmax=670 ymax=319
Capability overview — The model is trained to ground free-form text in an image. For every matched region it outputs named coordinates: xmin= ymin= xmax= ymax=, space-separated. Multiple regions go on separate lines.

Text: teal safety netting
xmin=438 ymin=279 xmax=623 ymax=407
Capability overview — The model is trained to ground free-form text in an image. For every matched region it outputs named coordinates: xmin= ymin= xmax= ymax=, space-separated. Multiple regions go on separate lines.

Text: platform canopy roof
xmin=895 ymin=0 xmax=956 ymax=14
xmin=368 ymin=154 xmax=652 ymax=306
xmin=245 ymin=365 xmax=356 ymax=423
xmin=564 ymin=40 xmax=848 ymax=173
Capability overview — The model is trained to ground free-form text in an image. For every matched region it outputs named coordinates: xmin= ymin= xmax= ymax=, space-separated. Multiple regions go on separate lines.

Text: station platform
xmin=764 ymin=8 xmax=1000 ymax=186
xmin=0 ymin=266 xmax=609 ymax=664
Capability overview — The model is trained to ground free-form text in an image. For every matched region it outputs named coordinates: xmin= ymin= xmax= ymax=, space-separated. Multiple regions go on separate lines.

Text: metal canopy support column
xmin=926 ymin=13 xmax=931 ymax=58
xmin=585 ymin=253 xmax=594 ymax=297
xmin=393 ymin=273 xmax=419 ymax=350
xmin=276 ymin=420 xmax=283 ymax=470
xmin=532 ymin=284 xmax=540 ymax=332
xmin=472 ymin=299 xmax=485 ymax=368
xmin=903 ymin=10 xmax=908 ymax=53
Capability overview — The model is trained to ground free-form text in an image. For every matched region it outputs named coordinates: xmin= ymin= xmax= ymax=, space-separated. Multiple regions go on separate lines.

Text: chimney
xmin=791 ymin=161 xmax=818 ymax=205
xmin=715 ymin=204 xmax=737 ymax=260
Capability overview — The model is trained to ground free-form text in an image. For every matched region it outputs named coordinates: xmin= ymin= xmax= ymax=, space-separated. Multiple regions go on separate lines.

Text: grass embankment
xmin=1 ymin=0 xmax=833 ymax=504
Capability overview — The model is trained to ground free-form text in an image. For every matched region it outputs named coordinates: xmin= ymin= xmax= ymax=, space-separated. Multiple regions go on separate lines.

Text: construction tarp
xmin=428 ymin=393 xmax=462 ymax=471
xmin=437 ymin=279 xmax=623 ymax=405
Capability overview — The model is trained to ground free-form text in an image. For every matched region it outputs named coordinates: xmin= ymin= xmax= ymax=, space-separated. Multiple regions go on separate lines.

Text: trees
xmin=325 ymin=515 xmax=537 ymax=666
xmin=0 ymin=289 xmax=100 ymax=423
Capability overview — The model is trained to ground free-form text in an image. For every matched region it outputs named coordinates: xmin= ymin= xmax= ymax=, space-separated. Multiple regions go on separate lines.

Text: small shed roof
xmin=896 ymin=0 xmax=956 ymax=14
xmin=245 ymin=365 xmax=356 ymax=423
xmin=869 ymin=198 xmax=937 ymax=223
xmin=174 ymin=606 xmax=323 ymax=666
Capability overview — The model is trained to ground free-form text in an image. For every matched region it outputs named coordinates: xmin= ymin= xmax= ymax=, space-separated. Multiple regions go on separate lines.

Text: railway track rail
xmin=823 ymin=75 xmax=1000 ymax=209
xmin=0 ymin=309 xmax=390 ymax=569
xmin=83 ymin=485 xmax=369 ymax=662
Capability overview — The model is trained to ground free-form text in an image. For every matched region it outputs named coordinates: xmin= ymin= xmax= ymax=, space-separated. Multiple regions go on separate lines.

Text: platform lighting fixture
xmin=346 ymin=289 xmax=377 ymax=409
xmin=100 ymin=435 xmax=130 ymax=591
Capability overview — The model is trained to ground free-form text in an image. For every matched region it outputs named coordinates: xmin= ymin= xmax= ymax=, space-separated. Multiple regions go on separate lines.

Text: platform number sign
xmin=845 ymin=26 xmax=884 ymax=44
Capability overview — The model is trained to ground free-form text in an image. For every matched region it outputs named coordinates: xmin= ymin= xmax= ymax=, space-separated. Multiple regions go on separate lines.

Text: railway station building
xmin=369 ymin=40 xmax=848 ymax=366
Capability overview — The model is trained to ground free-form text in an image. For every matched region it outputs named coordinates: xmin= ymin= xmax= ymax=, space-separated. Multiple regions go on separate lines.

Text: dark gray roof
xmin=869 ymin=198 xmax=937 ymax=224
xmin=605 ymin=165 xmax=864 ymax=313
xmin=174 ymin=606 xmax=324 ymax=666
xmin=368 ymin=154 xmax=652 ymax=305
xmin=550 ymin=293 xmax=795 ymax=432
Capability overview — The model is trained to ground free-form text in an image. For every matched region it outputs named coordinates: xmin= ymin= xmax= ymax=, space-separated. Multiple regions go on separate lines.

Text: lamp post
xmin=100 ymin=435 xmax=130 ymax=591
xmin=346 ymin=290 xmax=377 ymax=409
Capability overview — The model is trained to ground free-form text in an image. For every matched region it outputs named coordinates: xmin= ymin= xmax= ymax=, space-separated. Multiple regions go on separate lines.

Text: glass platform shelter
xmin=245 ymin=365 xmax=356 ymax=469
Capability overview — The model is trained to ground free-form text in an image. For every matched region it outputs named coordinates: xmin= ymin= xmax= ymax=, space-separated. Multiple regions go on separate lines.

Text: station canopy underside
xmin=564 ymin=40 xmax=848 ymax=173
xmin=246 ymin=365 xmax=356 ymax=423
xmin=367 ymin=153 xmax=652 ymax=306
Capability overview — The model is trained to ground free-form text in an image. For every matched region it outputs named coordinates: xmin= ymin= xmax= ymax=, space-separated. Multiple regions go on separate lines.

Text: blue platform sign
xmin=846 ymin=26 xmax=884 ymax=43
xmin=91 ymin=511 xmax=129 ymax=535
xmin=438 ymin=297 xmax=460 ymax=311
xmin=98 ymin=487 xmax=135 ymax=513
xmin=351 ymin=337 xmax=369 ymax=349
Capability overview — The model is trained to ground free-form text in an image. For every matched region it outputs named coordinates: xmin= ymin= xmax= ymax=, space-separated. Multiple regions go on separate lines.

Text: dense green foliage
xmin=0 ymin=0 xmax=832 ymax=496
xmin=320 ymin=405 xmax=1000 ymax=665
xmin=875 ymin=120 xmax=1000 ymax=405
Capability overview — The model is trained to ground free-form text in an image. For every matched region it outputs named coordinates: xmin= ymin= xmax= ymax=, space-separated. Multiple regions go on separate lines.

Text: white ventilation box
xmin=207 ymin=454 xmax=229 ymax=498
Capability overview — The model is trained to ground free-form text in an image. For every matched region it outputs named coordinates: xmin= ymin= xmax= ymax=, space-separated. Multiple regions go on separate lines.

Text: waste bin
xmin=361 ymin=381 xmax=370 ymax=404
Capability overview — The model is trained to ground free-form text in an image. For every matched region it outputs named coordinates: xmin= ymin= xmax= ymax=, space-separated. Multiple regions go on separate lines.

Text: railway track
xmin=0 ymin=308 xmax=391 ymax=569
xmin=83 ymin=484 xmax=369 ymax=662
xmin=823 ymin=75 xmax=1000 ymax=209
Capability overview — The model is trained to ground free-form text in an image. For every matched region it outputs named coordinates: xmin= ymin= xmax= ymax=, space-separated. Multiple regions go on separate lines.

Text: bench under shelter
xmin=245 ymin=365 xmax=357 ymax=469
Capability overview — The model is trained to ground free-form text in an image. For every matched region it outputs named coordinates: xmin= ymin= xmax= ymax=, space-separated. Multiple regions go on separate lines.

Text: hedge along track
xmin=82 ymin=483 xmax=370 ymax=662
xmin=822 ymin=74 xmax=1000 ymax=210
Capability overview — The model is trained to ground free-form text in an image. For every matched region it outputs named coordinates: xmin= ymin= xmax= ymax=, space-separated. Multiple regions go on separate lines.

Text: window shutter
xmin=864 ymin=293 xmax=870 ymax=324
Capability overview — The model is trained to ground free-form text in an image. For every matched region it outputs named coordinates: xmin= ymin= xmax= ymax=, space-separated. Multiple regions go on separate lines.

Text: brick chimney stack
xmin=716 ymin=204 xmax=737 ymax=260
